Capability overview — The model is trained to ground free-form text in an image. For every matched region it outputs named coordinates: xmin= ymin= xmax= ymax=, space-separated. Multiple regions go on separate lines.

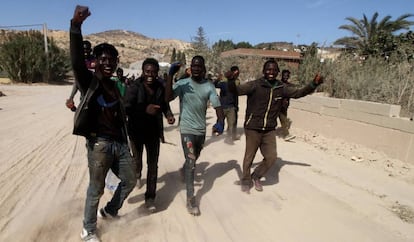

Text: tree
xmin=212 ymin=39 xmax=235 ymax=54
xmin=191 ymin=26 xmax=209 ymax=55
xmin=170 ymin=48 xmax=177 ymax=63
xmin=235 ymin=41 xmax=253 ymax=49
xmin=0 ymin=30 xmax=69 ymax=83
xmin=334 ymin=12 xmax=414 ymax=57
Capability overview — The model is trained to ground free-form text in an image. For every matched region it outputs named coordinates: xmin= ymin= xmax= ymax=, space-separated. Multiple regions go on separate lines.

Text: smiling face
xmin=142 ymin=63 xmax=158 ymax=85
xmin=93 ymin=43 xmax=119 ymax=79
xmin=262 ymin=61 xmax=279 ymax=81
xmin=95 ymin=52 xmax=118 ymax=78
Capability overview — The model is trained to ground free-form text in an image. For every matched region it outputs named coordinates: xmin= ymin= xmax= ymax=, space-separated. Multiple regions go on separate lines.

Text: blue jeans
xmin=83 ymin=137 xmax=137 ymax=233
xmin=180 ymin=134 xmax=205 ymax=198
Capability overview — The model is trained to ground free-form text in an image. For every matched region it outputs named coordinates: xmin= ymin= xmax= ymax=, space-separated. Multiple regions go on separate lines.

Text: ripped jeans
xmin=180 ymin=133 xmax=205 ymax=198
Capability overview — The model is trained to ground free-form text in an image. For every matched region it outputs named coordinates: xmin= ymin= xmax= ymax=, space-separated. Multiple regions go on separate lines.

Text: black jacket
xmin=124 ymin=77 xmax=173 ymax=140
xmin=70 ymin=21 xmax=128 ymax=142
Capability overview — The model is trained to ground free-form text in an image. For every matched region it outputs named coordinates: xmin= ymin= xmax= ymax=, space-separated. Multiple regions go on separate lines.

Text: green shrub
xmin=0 ymin=30 xmax=70 ymax=83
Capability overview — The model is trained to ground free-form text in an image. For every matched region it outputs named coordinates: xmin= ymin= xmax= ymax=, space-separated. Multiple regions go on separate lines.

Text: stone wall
xmin=288 ymin=95 xmax=414 ymax=164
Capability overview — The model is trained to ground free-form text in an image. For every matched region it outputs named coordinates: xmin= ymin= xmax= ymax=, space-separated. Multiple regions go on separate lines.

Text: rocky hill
xmin=48 ymin=29 xmax=192 ymax=68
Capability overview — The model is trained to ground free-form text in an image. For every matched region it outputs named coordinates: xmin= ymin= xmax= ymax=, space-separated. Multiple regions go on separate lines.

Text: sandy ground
xmin=0 ymin=84 xmax=413 ymax=242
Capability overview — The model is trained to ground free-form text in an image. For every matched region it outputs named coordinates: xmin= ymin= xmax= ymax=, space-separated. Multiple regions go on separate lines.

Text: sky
xmin=1 ymin=0 xmax=413 ymax=46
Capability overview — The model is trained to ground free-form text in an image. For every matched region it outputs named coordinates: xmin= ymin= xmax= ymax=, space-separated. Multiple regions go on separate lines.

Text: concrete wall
xmin=288 ymin=94 xmax=414 ymax=164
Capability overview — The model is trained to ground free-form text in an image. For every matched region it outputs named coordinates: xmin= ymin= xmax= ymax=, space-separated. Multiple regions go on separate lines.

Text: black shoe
xmin=186 ymin=197 xmax=200 ymax=216
xmin=97 ymin=207 xmax=118 ymax=220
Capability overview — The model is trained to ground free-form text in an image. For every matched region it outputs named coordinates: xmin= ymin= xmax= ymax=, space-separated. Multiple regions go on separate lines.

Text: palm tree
xmin=334 ymin=12 xmax=414 ymax=56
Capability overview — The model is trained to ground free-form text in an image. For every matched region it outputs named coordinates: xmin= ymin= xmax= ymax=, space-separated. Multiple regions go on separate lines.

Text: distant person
xmin=113 ymin=67 xmax=127 ymax=96
xmin=215 ymin=66 xmax=240 ymax=143
xmin=278 ymin=69 xmax=296 ymax=141
xmin=124 ymin=57 xmax=175 ymax=212
xmin=165 ymin=56 xmax=225 ymax=216
xmin=66 ymin=40 xmax=95 ymax=112
xmin=230 ymin=59 xmax=323 ymax=193
xmin=70 ymin=5 xmax=137 ymax=242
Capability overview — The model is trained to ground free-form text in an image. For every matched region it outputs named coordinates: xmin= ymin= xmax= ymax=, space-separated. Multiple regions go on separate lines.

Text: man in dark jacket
xmin=70 ymin=5 xmax=137 ymax=242
xmin=124 ymin=58 xmax=175 ymax=212
xmin=231 ymin=59 xmax=323 ymax=193
xmin=216 ymin=66 xmax=240 ymax=143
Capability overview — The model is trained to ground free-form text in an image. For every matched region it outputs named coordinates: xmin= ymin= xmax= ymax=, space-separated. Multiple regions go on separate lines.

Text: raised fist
xmin=72 ymin=5 xmax=91 ymax=25
xmin=169 ymin=62 xmax=181 ymax=76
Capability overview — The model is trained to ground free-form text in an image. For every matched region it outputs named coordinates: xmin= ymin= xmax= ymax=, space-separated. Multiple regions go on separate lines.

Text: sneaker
xmin=97 ymin=207 xmax=118 ymax=220
xmin=284 ymin=134 xmax=296 ymax=141
xmin=186 ymin=197 xmax=200 ymax=216
xmin=145 ymin=199 xmax=156 ymax=212
xmin=253 ymin=178 xmax=263 ymax=192
xmin=80 ymin=228 xmax=100 ymax=242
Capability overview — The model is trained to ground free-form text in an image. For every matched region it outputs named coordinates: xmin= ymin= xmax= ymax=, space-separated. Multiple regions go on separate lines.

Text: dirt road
xmin=0 ymin=84 xmax=413 ymax=242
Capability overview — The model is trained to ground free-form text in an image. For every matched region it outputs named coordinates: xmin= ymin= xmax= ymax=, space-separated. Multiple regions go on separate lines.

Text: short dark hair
xmin=282 ymin=69 xmax=291 ymax=74
xmin=192 ymin=55 xmax=205 ymax=64
xmin=93 ymin=43 xmax=118 ymax=58
xmin=142 ymin=57 xmax=160 ymax=71
xmin=83 ymin=40 xmax=92 ymax=50
xmin=230 ymin=66 xmax=239 ymax=72
xmin=262 ymin=58 xmax=279 ymax=72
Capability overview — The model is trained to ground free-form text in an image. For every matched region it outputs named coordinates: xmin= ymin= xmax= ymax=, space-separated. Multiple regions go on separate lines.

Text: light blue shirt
xmin=173 ymin=77 xmax=221 ymax=135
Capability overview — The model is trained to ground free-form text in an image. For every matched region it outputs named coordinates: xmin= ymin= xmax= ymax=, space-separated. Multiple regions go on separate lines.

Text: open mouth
xmin=146 ymin=77 xmax=153 ymax=84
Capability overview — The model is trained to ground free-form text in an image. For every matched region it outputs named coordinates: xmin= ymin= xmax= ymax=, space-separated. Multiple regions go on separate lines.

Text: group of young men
xmin=70 ymin=5 xmax=323 ymax=242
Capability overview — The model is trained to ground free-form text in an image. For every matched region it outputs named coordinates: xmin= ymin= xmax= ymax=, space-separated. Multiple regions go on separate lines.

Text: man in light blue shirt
xmin=165 ymin=56 xmax=225 ymax=216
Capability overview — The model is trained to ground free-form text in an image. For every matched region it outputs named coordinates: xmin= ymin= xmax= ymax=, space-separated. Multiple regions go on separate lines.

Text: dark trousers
xmin=130 ymin=135 xmax=160 ymax=200
xmin=241 ymin=129 xmax=277 ymax=184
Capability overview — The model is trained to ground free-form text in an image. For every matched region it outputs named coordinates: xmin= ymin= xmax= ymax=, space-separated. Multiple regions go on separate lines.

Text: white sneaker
xmin=284 ymin=134 xmax=296 ymax=141
xmin=80 ymin=228 xmax=100 ymax=242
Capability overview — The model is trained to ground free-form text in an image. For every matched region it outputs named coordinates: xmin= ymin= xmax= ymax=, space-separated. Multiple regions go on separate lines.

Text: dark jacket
xmin=70 ymin=21 xmax=128 ymax=142
xmin=124 ymin=77 xmax=173 ymax=140
xmin=236 ymin=78 xmax=318 ymax=131
xmin=215 ymin=80 xmax=238 ymax=109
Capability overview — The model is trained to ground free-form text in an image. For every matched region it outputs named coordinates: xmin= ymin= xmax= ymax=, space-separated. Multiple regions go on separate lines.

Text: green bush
xmin=0 ymin=30 xmax=70 ymax=83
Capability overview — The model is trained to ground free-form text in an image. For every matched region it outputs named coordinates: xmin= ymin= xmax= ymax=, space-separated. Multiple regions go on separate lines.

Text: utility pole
xmin=43 ymin=23 xmax=48 ymax=55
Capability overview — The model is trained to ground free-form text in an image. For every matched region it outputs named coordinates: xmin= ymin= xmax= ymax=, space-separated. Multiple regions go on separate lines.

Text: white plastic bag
xmin=105 ymin=170 xmax=120 ymax=193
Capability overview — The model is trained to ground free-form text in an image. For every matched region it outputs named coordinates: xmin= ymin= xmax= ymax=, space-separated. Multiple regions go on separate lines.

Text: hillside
xmin=48 ymin=29 xmax=192 ymax=67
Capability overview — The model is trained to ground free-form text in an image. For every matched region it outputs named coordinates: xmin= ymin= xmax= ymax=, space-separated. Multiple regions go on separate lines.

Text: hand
xmin=72 ymin=5 xmax=91 ymax=25
xmin=212 ymin=121 xmax=224 ymax=135
xmin=169 ymin=62 xmax=181 ymax=76
xmin=313 ymin=73 xmax=324 ymax=85
xmin=145 ymin=104 xmax=160 ymax=115
xmin=167 ymin=116 xmax=175 ymax=124
xmin=66 ymin=99 xmax=75 ymax=109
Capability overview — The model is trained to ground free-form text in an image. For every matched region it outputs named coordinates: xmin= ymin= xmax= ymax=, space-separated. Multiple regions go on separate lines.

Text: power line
xmin=0 ymin=24 xmax=44 ymax=29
